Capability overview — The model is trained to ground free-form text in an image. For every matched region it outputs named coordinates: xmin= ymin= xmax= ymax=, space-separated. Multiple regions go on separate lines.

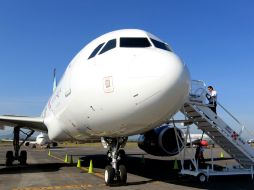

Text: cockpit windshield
xmin=88 ymin=42 xmax=105 ymax=59
xmin=150 ymin=38 xmax=171 ymax=52
xmin=88 ymin=36 xmax=172 ymax=60
xmin=120 ymin=37 xmax=151 ymax=48
xmin=99 ymin=39 xmax=116 ymax=55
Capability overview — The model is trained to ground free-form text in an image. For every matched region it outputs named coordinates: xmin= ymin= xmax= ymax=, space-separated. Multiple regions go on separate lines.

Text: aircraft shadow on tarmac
xmin=0 ymin=154 xmax=253 ymax=189
xmin=79 ymin=154 xmax=254 ymax=189
xmin=0 ymin=163 xmax=71 ymax=174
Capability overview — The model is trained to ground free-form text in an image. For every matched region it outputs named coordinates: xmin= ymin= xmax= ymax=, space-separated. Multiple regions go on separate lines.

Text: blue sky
xmin=0 ymin=0 xmax=253 ymax=133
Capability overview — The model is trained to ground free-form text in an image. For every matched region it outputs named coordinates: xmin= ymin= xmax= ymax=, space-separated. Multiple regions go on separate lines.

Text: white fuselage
xmin=42 ymin=29 xmax=190 ymax=141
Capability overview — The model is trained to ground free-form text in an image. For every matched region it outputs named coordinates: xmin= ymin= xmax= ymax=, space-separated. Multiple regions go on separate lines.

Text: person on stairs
xmin=206 ymin=86 xmax=217 ymax=114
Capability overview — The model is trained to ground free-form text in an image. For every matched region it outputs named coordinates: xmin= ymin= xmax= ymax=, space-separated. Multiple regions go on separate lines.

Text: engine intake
xmin=138 ymin=125 xmax=184 ymax=156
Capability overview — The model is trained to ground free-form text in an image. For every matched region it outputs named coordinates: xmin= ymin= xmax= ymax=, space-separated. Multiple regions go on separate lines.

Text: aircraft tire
xmin=118 ymin=164 xmax=127 ymax=185
xmin=6 ymin=151 xmax=14 ymax=166
xmin=118 ymin=149 xmax=126 ymax=158
xmin=19 ymin=150 xmax=27 ymax=165
xmin=105 ymin=165 xmax=115 ymax=186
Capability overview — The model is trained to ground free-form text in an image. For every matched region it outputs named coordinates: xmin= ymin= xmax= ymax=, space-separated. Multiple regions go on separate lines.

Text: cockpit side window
xmin=99 ymin=39 xmax=116 ymax=55
xmin=120 ymin=37 xmax=151 ymax=48
xmin=88 ymin=42 xmax=105 ymax=59
xmin=150 ymin=38 xmax=171 ymax=52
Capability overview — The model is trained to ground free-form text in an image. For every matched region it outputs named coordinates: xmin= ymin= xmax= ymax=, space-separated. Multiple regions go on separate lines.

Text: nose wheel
xmin=105 ymin=165 xmax=115 ymax=185
xmin=102 ymin=137 xmax=128 ymax=186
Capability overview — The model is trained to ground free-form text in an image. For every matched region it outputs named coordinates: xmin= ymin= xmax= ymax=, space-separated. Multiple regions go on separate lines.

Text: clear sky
xmin=0 ymin=0 xmax=253 ymax=133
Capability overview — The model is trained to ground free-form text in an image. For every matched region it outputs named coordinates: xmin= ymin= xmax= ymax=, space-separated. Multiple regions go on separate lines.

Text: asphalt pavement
xmin=0 ymin=143 xmax=253 ymax=190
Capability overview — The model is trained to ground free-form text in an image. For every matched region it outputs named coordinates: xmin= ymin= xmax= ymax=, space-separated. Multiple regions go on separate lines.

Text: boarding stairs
xmin=180 ymin=80 xmax=254 ymax=168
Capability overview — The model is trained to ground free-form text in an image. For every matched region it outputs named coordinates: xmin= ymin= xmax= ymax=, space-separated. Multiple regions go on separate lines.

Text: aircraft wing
xmin=0 ymin=115 xmax=47 ymax=132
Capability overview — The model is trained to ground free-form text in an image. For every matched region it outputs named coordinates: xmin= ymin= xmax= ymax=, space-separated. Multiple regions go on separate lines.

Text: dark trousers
xmin=209 ymin=102 xmax=217 ymax=114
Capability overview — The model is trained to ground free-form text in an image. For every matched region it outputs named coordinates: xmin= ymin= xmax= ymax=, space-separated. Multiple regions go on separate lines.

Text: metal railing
xmin=189 ymin=80 xmax=254 ymax=145
xmin=188 ymin=80 xmax=207 ymax=104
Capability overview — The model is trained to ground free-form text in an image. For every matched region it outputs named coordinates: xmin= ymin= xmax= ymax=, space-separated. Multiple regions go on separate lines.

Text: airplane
xmin=0 ymin=29 xmax=190 ymax=186
xmin=186 ymin=133 xmax=213 ymax=147
xmin=24 ymin=133 xmax=58 ymax=148
xmin=1 ymin=132 xmax=57 ymax=148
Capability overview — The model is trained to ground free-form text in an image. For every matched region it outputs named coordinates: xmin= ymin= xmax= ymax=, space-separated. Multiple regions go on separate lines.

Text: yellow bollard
xmin=77 ymin=159 xmax=81 ymax=168
xmin=88 ymin=160 xmax=94 ymax=173
xmin=64 ymin=154 xmax=69 ymax=163
xmin=220 ymin=152 xmax=224 ymax=158
xmin=48 ymin=150 xmax=51 ymax=156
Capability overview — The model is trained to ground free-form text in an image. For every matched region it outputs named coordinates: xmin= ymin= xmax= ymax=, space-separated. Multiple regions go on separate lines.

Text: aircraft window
xmin=151 ymin=38 xmax=171 ymax=52
xmin=99 ymin=39 xmax=116 ymax=55
xmin=88 ymin=42 xmax=105 ymax=59
xmin=120 ymin=37 xmax=151 ymax=48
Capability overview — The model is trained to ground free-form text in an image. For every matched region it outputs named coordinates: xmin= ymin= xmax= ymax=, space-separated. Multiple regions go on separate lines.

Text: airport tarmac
xmin=0 ymin=143 xmax=253 ymax=190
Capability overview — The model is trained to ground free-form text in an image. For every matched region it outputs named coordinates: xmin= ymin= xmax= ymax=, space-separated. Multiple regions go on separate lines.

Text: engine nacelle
xmin=138 ymin=125 xmax=184 ymax=156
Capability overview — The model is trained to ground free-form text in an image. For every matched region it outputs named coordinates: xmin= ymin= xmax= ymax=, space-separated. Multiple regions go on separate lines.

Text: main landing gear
xmin=6 ymin=126 xmax=34 ymax=166
xmin=102 ymin=137 xmax=128 ymax=186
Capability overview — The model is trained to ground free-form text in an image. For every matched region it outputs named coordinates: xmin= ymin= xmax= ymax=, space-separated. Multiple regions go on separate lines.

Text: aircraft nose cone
xmin=151 ymin=52 xmax=190 ymax=113
xmin=158 ymin=52 xmax=190 ymax=96
xmin=129 ymin=51 xmax=190 ymax=102
xmin=128 ymin=51 xmax=190 ymax=127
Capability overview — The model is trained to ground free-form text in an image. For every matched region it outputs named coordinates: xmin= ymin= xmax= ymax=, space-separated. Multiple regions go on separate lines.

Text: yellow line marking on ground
xmin=34 ymin=149 xmax=46 ymax=152
xmin=80 ymin=167 xmax=104 ymax=179
xmin=48 ymin=154 xmax=65 ymax=162
xmin=12 ymin=184 xmax=93 ymax=190
xmin=48 ymin=153 xmax=105 ymax=179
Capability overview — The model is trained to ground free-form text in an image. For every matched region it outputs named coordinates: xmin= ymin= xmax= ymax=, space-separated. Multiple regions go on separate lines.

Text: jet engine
xmin=138 ymin=125 xmax=184 ymax=156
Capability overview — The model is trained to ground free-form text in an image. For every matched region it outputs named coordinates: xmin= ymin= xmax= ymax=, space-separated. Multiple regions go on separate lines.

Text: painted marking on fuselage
xmin=103 ymin=76 xmax=114 ymax=93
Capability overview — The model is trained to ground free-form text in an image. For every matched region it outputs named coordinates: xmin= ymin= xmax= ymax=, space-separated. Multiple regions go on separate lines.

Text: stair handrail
xmin=217 ymin=101 xmax=242 ymax=129
xmin=217 ymin=101 xmax=254 ymax=140
xmin=189 ymin=80 xmax=254 ymax=143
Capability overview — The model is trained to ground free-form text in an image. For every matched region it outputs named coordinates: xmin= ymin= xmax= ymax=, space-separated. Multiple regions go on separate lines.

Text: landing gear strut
xmin=102 ymin=137 xmax=128 ymax=186
xmin=6 ymin=126 xmax=34 ymax=166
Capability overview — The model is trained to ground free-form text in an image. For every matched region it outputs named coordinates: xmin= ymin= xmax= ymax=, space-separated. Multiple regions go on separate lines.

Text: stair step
xmin=236 ymin=160 xmax=254 ymax=164
xmin=206 ymin=131 xmax=221 ymax=136
xmin=183 ymin=107 xmax=194 ymax=112
xmin=197 ymin=122 xmax=211 ymax=127
xmin=181 ymin=102 xmax=254 ymax=167
xmin=187 ymin=112 xmax=201 ymax=117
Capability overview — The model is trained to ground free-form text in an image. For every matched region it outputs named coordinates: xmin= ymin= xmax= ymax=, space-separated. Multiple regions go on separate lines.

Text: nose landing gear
xmin=102 ymin=137 xmax=128 ymax=186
